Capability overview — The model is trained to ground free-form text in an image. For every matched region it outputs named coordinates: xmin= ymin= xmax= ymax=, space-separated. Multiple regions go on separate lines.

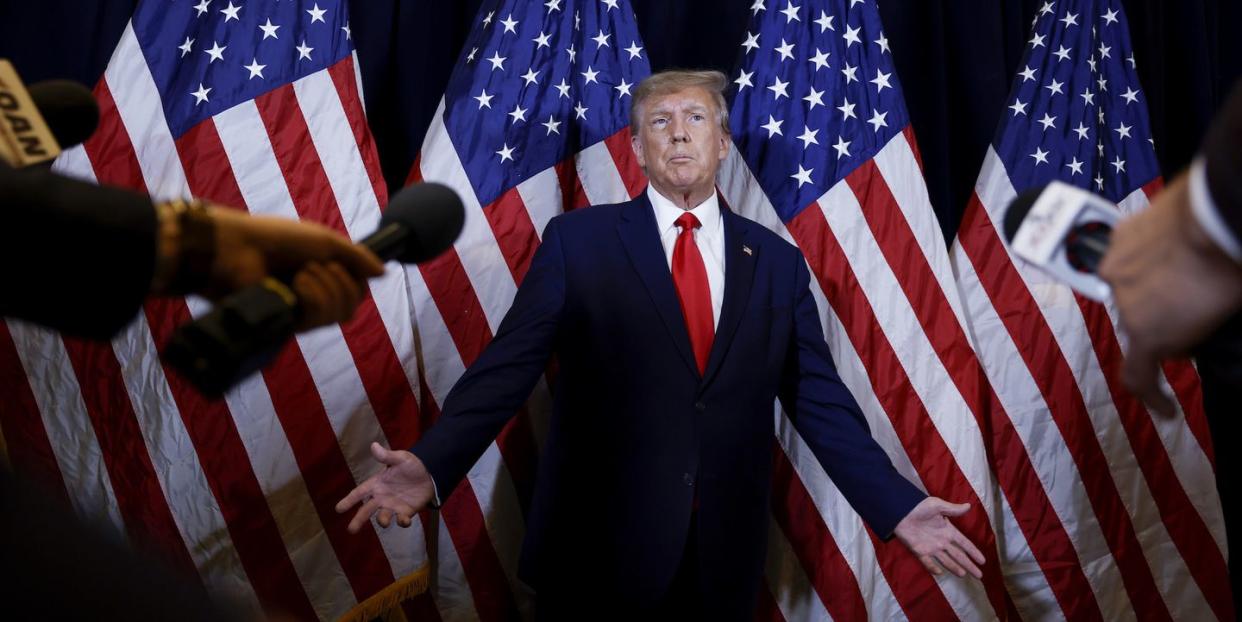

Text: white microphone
xmin=1003 ymin=180 xmax=1121 ymax=301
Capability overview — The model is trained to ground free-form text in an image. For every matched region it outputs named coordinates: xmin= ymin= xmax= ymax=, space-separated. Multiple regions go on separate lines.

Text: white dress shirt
xmin=1188 ymin=157 xmax=1242 ymax=264
xmin=647 ymin=185 xmax=726 ymax=329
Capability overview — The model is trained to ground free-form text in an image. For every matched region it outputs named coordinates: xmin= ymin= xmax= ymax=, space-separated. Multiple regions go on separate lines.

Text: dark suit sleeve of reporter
xmin=778 ymin=254 xmax=925 ymax=539
xmin=0 ymin=162 xmax=157 ymax=339
xmin=411 ymin=217 xmax=567 ymax=498
xmin=1203 ymin=81 xmax=1242 ymax=242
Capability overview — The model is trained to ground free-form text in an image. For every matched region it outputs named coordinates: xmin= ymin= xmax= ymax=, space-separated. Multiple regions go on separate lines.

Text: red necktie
xmin=672 ymin=212 xmax=714 ymax=374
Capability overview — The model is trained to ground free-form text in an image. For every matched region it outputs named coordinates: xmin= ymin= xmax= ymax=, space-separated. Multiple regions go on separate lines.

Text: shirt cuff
xmin=1188 ymin=158 xmax=1242 ymax=264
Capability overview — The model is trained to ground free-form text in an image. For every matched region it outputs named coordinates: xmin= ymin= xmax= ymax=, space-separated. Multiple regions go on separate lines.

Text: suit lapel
xmin=702 ymin=205 xmax=756 ymax=387
xmin=617 ymin=192 xmax=700 ymax=377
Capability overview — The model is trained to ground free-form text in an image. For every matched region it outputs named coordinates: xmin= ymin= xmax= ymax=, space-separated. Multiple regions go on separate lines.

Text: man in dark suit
xmin=338 ymin=70 xmax=984 ymax=618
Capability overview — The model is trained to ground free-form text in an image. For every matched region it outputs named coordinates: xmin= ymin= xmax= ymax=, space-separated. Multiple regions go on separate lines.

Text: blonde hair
xmin=630 ymin=69 xmax=731 ymax=136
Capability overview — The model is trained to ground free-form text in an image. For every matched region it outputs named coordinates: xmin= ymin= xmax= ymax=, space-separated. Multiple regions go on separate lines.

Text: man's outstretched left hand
xmin=893 ymin=497 xmax=985 ymax=579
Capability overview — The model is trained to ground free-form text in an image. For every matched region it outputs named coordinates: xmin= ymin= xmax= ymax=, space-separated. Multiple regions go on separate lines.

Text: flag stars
xmin=474 ymin=89 xmax=494 ymax=109
xmin=1038 ymin=113 xmax=1057 ymax=131
xmin=871 ymin=69 xmax=892 ymax=93
xmin=1098 ymin=43 xmax=1111 ymax=59
xmin=1031 ymin=147 xmax=1050 ymax=165
xmin=487 ymin=51 xmax=507 ymax=70
xmin=775 ymin=38 xmax=795 ymax=61
xmin=178 ymin=36 xmax=194 ymax=57
xmin=566 ymin=45 xmax=577 ymax=62
xmin=1019 ymin=65 xmax=1037 ymax=82
xmin=1038 ymin=1 xmax=1054 ymax=16
xmin=791 ymin=164 xmax=814 ymax=187
xmin=1097 ymin=75 xmax=1108 ymax=92
xmin=500 ymin=14 xmax=520 ymax=34
xmin=1053 ymin=45 xmax=1072 ymax=62
xmin=1067 ymin=157 xmax=1084 ymax=175
xmin=1096 ymin=174 xmax=1105 ymax=190
xmin=1115 ymin=122 xmax=1132 ymax=140
xmin=1121 ymin=87 xmax=1140 ymax=104
xmin=342 ymin=23 xmax=351 ymax=39
xmin=542 ymin=115 xmax=561 ymax=135
xmin=1074 ymin=122 xmax=1090 ymax=140
xmin=574 ymin=102 xmax=589 ymax=119
xmin=750 ymin=0 xmax=765 ymax=15
xmin=244 ymin=58 xmax=266 ymax=79
xmin=768 ymin=76 xmax=789 ymax=100
xmin=482 ymin=11 xmax=494 ymax=26
xmin=1102 ymin=8 xmax=1119 ymax=25
xmin=734 ymin=69 xmax=754 ymax=90
xmin=875 ymin=35 xmax=890 ymax=54
xmin=814 ymin=10 xmax=834 ymax=32
xmin=867 ymin=109 xmax=888 ymax=132
xmin=809 ymin=48 xmax=830 ymax=71
xmin=496 ymin=143 xmax=515 ymax=163
xmin=761 ymin=115 xmax=784 ymax=137
xmin=624 ymin=42 xmax=643 ymax=59
xmin=581 ymin=66 xmax=600 ymax=84
xmin=1111 ymin=156 xmax=1126 ymax=173
xmin=220 ymin=1 xmax=241 ymax=21
xmin=533 ymin=31 xmax=552 ymax=49
xmin=1127 ymin=53 xmax=1137 ymax=68
xmin=741 ymin=32 xmax=760 ymax=53
xmin=194 ymin=0 xmax=210 ymax=17
xmin=1030 ymin=32 xmax=1046 ymax=48
xmin=796 ymin=125 xmax=818 ymax=148
xmin=841 ymin=63 xmax=858 ymax=84
xmin=832 ymin=135 xmax=851 ymax=159
xmin=191 ymin=83 xmax=211 ymax=105
xmin=466 ymin=47 xmax=478 ymax=62
xmin=508 ymin=104 xmax=528 ymax=124
xmin=554 ymin=79 xmax=571 ymax=98
xmin=1059 ymin=12 xmax=1078 ymax=28
xmin=1080 ymin=88 xmax=1095 ymax=106
xmin=803 ymin=86 xmax=825 ymax=110
xmin=545 ymin=0 xmax=562 ymax=10
xmin=843 ymin=24 xmax=862 ymax=47
xmin=1009 ymin=98 xmax=1027 ymax=116
xmin=260 ymin=18 xmax=280 ymax=40
xmin=296 ymin=40 xmax=313 ymax=60
xmin=204 ymin=41 xmax=226 ymax=63
xmin=602 ymin=0 xmax=619 ymax=10
xmin=780 ymin=2 xmax=801 ymax=23
xmin=838 ymin=97 xmax=857 ymax=120
xmin=307 ymin=3 xmax=327 ymax=24
xmin=521 ymin=68 xmax=540 ymax=86
xmin=592 ymin=30 xmax=611 ymax=48
xmin=615 ymin=78 xmax=633 ymax=97
xmin=1045 ymin=79 xmax=1064 ymax=96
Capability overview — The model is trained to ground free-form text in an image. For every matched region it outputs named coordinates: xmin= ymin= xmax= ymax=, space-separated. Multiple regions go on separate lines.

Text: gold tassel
xmin=335 ymin=564 xmax=430 ymax=622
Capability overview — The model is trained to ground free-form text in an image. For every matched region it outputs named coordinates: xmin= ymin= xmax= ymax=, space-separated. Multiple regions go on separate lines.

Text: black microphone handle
xmin=359 ymin=222 xmax=408 ymax=262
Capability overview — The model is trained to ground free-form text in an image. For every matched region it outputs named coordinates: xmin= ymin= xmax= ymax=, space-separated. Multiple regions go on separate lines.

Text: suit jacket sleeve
xmin=777 ymin=253 xmax=925 ymax=539
xmin=1203 ymin=81 xmax=1242 ymax=245
xmin=410 ymin=216 xmax=567 ymax=499
xmin=0 ymin=162 xmax=158 ymax=339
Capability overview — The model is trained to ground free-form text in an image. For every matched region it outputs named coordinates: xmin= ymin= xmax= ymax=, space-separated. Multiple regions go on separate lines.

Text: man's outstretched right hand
xmin=335 ymin=442 xmax=435 ymax=533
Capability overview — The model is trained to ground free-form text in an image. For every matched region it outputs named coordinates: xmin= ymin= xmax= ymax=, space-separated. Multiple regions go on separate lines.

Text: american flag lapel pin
xmin=742 ymin=245 xmax=753 ymax=256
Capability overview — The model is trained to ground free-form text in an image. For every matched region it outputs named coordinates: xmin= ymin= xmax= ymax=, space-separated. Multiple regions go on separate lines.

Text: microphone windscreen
xmin=27 ymin=80 xmax=99 ymax=149
xmin=1002 ymin=187 xmax=1044 ymax=244
xmin=381 ymin=182 xmax=465 ymax=263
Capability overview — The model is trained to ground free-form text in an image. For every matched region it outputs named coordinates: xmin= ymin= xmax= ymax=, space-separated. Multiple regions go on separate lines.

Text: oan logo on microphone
xmin=0 ymin=59 xmax=60 ymax=168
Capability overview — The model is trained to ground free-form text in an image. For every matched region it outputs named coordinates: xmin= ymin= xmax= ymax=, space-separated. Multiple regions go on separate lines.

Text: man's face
xmin=631 ymin=86 xmax=730 ymax=201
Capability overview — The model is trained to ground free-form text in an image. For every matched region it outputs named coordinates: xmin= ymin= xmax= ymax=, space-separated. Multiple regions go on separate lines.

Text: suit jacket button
xmin=694 ymin=401 xmax=706 ymax=412
xmin=683 ymin=473 xmax=694 ymax=486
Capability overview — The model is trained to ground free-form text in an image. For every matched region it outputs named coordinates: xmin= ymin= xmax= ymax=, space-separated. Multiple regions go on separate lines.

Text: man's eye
xmin=652 ymin=118 xmax=668 ymax=127
xmin=691 ymin=114 xmax=704 ymax=122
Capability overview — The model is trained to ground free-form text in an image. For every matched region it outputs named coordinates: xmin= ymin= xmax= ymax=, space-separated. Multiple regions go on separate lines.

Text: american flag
xmin=719 ymin=0 xmax=1018 ymax=619
xmin=950 ymin=0 xmax=1233 ymax=620
xmin=0 ymin=0 xmax=432 ymax=620
xmin=402 ymin=0 xmax=650 ymax=618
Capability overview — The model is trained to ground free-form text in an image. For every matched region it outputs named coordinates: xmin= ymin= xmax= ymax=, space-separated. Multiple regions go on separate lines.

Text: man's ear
xmin=717 ymin=132 xmax=730 ymax=162
xmin=631 ymin=133 xmax=646 ymax=168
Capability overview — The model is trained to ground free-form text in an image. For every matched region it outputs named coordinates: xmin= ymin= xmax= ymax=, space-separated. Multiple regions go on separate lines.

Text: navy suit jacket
xmin=412 ymin=190 xmax=925 ymax=615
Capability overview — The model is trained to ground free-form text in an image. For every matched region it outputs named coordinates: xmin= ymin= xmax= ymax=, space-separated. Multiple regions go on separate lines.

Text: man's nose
xmin=668 ymin=118 xmax=690 ymax=142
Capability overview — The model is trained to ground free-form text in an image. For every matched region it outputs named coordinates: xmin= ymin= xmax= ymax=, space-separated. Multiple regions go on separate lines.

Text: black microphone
xmin=27 ymin=80 xmax=100 ymax=151
xmin=163 ymin=182 xmax=465 ymax=396
xmin=1002 ymin=181 xmax=1120 ymax=301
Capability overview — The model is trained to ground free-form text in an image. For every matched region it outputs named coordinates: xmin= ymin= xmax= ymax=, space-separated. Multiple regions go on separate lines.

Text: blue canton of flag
xmin=994 ymin=0 xmax=1159 ymax=201
xmin=729 ymin=0 xmax=908 ymax=222
xmin=133 ymin=0 xmax=354 ymax=138
xmin=442 ymin=0 xmax=651 ymax=206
